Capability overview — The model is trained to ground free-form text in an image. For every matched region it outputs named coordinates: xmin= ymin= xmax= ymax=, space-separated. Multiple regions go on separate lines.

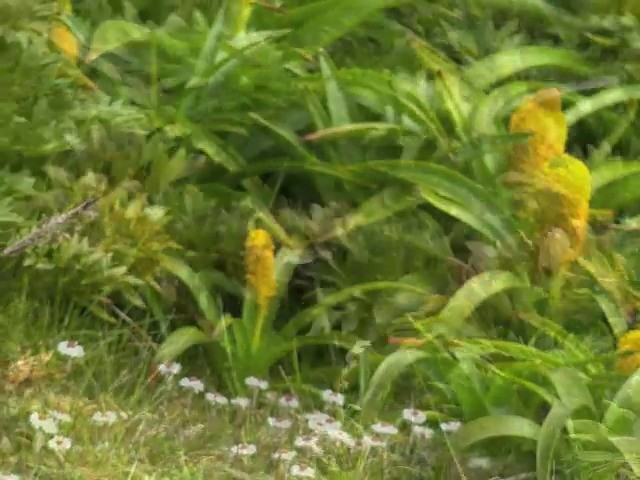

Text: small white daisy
xmin=468 ymin=456 xmax=492 ymax=469
xmin=29 ymin=412 xmax=58 ymax=434
xmin=48 ymin=410 xmax=72 ymax=424
xmin=0 ymin=474 xmax=21 ymax=480
xmin=178 ymin=377 xmax=205 ymax=393
xmin=157 ymin=361 xmax=182 ymax=377
xmin=440 ymin=420 xmax=462 ymax=433
xmin=371 ymin=422 xmax=398 ymax=435
xmin=361 ymin=434 xmax=386 ymax=448
xmin=47 ymin=435 xmax=72 ymax=453
xmin=290 ymin=464 xmax=316 ymax=478
xmin=294 ymin=435 xmax=322 ymax=454
xmin=230 ymin=396 xmax=251 ymax=408
xmin=411 ymin=425 xmax=435 ymax=440
xmin=205 ymin=392 xmax=229 ymax=405
xmin=272 ymin=449 xmax=297 ymax=462
xmin=304 ymin=411 xmax=331 ymax=423
xmin=91 ymin=411 xmax=118 ymax=426
xmin=325 ymin=428 xmax=356 ymax=448
xmin=321 ymin=389 xmax=345 ymax=406
xmin=268 ymin=417 xmax=293 ymax=430
xmin=244 ymin=376 xmax=269 ymax=390
xmin=309 ymin=417 xmax=341 ymax=433
xmin=56 ymin=340 xmax=85 ymax=358
xmin=402 ymin=408 xmax=426 ymax=425
xmin=278 ymin=394 xmax=300 ymax=409
xmin=229 ymin=443 xmax=257 ymax=456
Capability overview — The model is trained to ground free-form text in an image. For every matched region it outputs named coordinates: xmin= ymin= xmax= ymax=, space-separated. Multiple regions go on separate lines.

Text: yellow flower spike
xmin=616 ymin=330 xmax=640 ymax=374
xmin=49 ymin=21 xmax=78 ymax=65
xmin=245 ymin=228 xmax=276 ymax=312
xmin=538 ymin=154 xmax=591 ymax=255
xmin=509 ymin=88 xmax=568 ymax=172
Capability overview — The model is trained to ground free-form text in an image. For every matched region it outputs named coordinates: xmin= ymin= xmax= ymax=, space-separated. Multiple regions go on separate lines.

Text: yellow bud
xmin=245 ymin=228 xmax=276 ymax=311
xmin=50 ymin=22 xmax=78 ymax=65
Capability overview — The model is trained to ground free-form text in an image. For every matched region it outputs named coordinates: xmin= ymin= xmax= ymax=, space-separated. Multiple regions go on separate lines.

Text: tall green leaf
xmin=452 ymin=415 xmax=540 ymax=450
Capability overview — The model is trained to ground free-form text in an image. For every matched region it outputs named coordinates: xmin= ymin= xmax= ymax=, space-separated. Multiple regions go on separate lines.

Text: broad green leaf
xmin=594 ymin=293 xmax=628 ymax=338
xmin=609 ymin=436 xmax=640 ymax=475
xmin=154 ymin=326 xmax=212 ymax=363
xmin=360 ymin=348 xmax=427 ymax=423
xmin=452 ymin=415 xmax=540 ymax=449
xmin=373 ymin=161 xmax=518 ymax=250
xmin=565 ymin=86 xmax=640 ymax=126
xmin=282 ymin=281 xmax=426 ymax=338
xmin=590 ymin=161 xmax=640 ymax=209
xmin=548 ymin=367 xmax=595 ymax=413
xmin=160 ymin=256 xmax=220 ymax=326
xmin=604 ymin=369 xmax=640 ymax=429
xmin=464 ymin=46 xmax=591 ymax=91
xmin=319 ymin=53 xmax=351 ymax=127
xmin=537 ymin=401 xmax=573 ymax=480
xmin=431 ymin=271 xmax=527 ymax=334
xmin=86 ymin=20 xmax=151 ymax=62
xmin=474 ymin=0 xmax=580 ymax=27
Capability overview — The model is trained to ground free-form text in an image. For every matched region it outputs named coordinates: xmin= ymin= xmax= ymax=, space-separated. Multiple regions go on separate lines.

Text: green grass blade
xmin=464 ymin=46 xmax=592 ymax=91
xmin=360 ymin=348 xmax=427 ymax=423
xmin=565 ymin=86 xmax=640 ymax=126
xmin=608 ymin=437 xmax=640 ymax=475
xmin=590 ymin=161 xmax=640 ymax=209
xmin=452 ymin=415 xmax=540 ymax=449
xmin=154 ymin=326 xmax=212 ymax=363
xmin=604 ymin=369 xmax=640 ymax=429
xmin=548 ymin=367 xmax=595 ymax=413
xmin=86 ymin=20 xmax=152 ymax=62
xmin=537 ymin=401 xmax=573 ymax=480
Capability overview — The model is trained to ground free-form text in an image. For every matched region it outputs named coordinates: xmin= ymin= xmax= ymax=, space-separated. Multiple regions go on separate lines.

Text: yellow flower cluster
xmin=508 ymin=88 xmax=591 ymax=266
xmin=245 ymin=228 xmax=276 ymax=312
xmin=616 ymin=329 xmax=640 ymax=374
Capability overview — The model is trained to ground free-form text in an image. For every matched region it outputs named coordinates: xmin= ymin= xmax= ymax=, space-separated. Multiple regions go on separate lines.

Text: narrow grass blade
xmin=537 ymin=401 xmax=573 ymax=480
xmin=565 ymin=86 xmax=640 ymax=126
xmin=452 ymin=415 xmax=540 ymax=449
xmin=154 ymin=326 xmax=212 ymax=363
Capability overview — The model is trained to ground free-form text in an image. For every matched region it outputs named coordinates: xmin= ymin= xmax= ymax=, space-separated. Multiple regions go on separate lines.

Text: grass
xmin=1 ymin=299 xmax=501 ymax=479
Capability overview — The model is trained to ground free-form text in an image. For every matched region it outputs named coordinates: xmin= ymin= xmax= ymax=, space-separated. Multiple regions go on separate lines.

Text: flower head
xmin=361 ymin=435 xmax=386 ymax=448
xmin=229 ymin=443 xmax=257 ymax=456
xmin=245 ymin=228 xmax=276 ymax=311
xmin=29 ymin=412 xmax=59 ymax=434
xmin=402 ymin=408 xmax=426 ymax=425
xmin=325 ymin=428 xmax=356 ymax=448
xmin=617 ymin=329 xmax=640 ymax=374
xmin=91 ymin=411 xmax=118 ymax=426
xmin=440 ymin=420 xmax=462 ymax=433
xmin=468 ymin=456 xmax=492 ymax=469
xmin=294 ymin=435 xmax=322 ymax=454
xmin=205 ymin=392 xmax=229 ymax=406
xmin=268 ymin=417 xmax=293 ymax=430
xmin=321 ymin=389 xmax=345 ymax=407
xmin=48 ymin=410 xmax=72 ymax=424
xmin=290 ymin=464 xmax=316 ymax=478
xmin=244 ymin=376 xmax=269 ymax=391
xmin=371 ymin=422 xmax=398 ymax=436
xmin=47 ymin=435 xmax=72 ymax=453
xmin=178 ymin=377 xmax=205 ymax=393
xmin=0 ymin=474 xmax=21 ymax=480
xmin=273 ymin=449 xmax=297 ymax=462
xmin=157 ymin=361 xmax=182 ymax=377
xmin=230 ymin=397 xmax=251 ymax=409
xmin=56 ymin=340 xmax=85 ymax=358
xmin=279 ymin=394 xmax=300 ymax=409
xmin=411 ymin=425 xmax=435 ymax=440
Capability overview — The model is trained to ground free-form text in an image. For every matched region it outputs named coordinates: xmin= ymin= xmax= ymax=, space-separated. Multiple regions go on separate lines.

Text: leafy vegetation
xmin=3 ymin=0 xmax=640 ymax=478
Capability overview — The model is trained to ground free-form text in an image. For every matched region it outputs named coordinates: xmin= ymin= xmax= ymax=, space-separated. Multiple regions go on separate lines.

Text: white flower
xmin=91 ymin=411 xmax=118 ymax=426
xmin=47 ymin=435 xmax=72 ymax=453
xmin=304 ymin=411 xmax=331 ymax=423
xmin=402 ymin=408 xmax=426 ymax=425
xmin=268 ymin=417 xmax=292 ymax=430
xmin=205 ymin=392 xmax=229 ymax=405
xmin=361 ymin=435 xmax=386 ymax=448
xmin=468 ymin=456 xmax=492 ymax=469
xmin=157 ymin=361 xmax=182 ymax=377
xmin=325 ymin=428 xmax=356 ymax=448
xmin=272 ymin=449 xmax=297 ymax=462
xmin=371 ymin=422 xmax=398 ymax=435
xmin=230 ymin=397 xmax=251 ymax=408
xmin=229 ymin=443 xmax=257 ymax=456
xmin=294 ymin=435 xmax=322 ymax=454
xmin=48 ymin=410 xmax=72 ymax=423
xmin=321 ymin=389 xmax=344 ymax=406
xmin=56 ymin=340 xmax=85 ymax=358
xmin=29 ymin=412 xmax=58 ymax=434
xmin=0 ymin=474 xmax=21 ymax=480
xmin=290 ymin=464 xmax=316 ymax=478
xmin=440 ymin=420 xmax=462 ymax=433
xmin=278 ymin=394 xmax=300 ymax=409
xmin=244 ymin=376 xmax=269 ymax=390
xmin=308 ymin=417 xmax=341 ymax=433
xmin=178 ymin=377 xmax=205 ymax=393
xmin=411 ymin=425 xmax=434 ymax=440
